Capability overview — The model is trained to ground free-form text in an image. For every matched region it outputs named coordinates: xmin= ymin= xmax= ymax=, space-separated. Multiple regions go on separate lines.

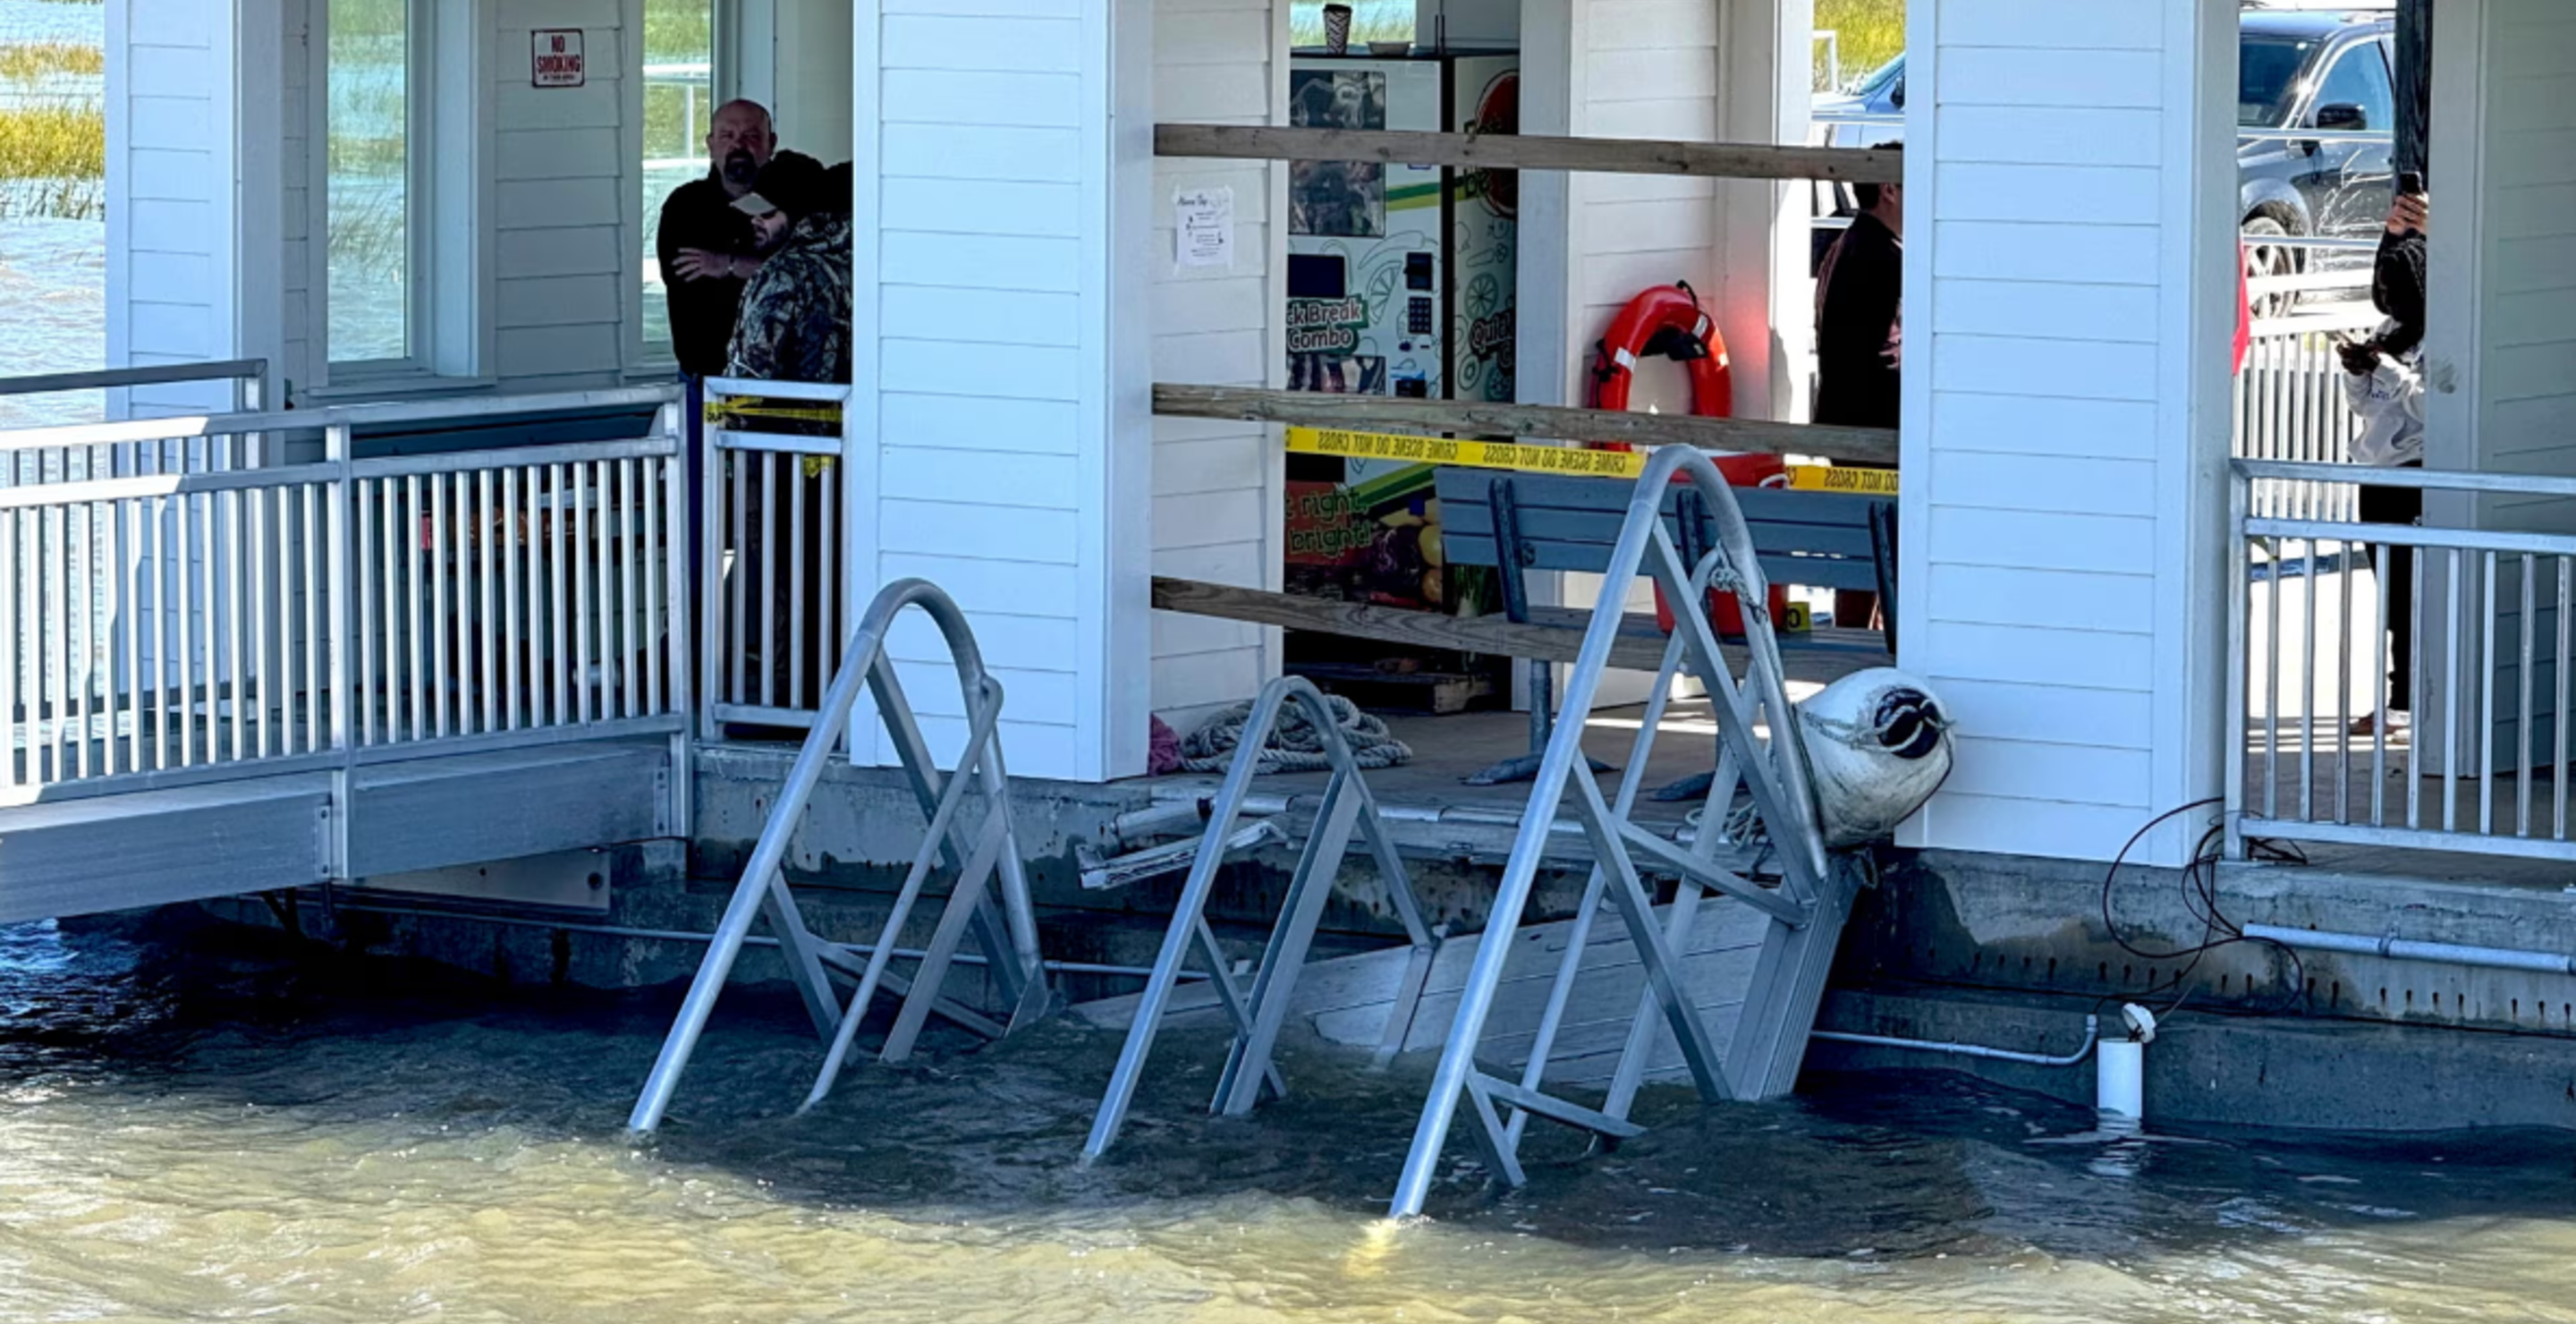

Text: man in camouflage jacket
xmin=723 ymin=157 xmax=852 ymax=712
xmin=726 ymin=165 xmax=853 ymax=386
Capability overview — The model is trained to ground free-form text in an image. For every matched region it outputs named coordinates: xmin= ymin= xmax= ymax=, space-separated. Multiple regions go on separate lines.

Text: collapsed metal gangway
xmin=629 ymin=579 xmax=1051 ymax=1132
xmin=1077 ymin=447 xmax=1857 ymax=1218
xmin=1081 ymin=675 xmax=1442 ymax=1159
xmin=1390 ymin=446 xmax=1859 ymax=1216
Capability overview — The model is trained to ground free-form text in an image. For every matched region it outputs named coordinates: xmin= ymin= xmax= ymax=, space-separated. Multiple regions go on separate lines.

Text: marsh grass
xmin=0 ymin=101 xmax=102 ymax=178
xmin=0 ymin=43 xmax=103 ymax=82
xmin=1287 ymin=1 xmax=1415 ymax=49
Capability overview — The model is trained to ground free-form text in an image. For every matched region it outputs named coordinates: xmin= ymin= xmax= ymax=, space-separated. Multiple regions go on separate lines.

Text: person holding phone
xmin=2346 ymin=172 xmax=2428 ymax=737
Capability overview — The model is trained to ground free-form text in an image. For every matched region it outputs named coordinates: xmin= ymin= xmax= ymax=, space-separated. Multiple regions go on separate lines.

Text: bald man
xmin=658 ymin=99 xmax=807 ymax=378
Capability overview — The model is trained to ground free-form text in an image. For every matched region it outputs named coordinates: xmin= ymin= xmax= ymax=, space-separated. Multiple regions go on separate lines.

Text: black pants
xmin=2360 ymin=463 xmax=2424 ymax=713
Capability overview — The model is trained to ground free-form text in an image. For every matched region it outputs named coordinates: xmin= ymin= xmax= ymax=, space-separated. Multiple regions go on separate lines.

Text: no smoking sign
xmin=532 ymin=30 xmax=585 ymax=88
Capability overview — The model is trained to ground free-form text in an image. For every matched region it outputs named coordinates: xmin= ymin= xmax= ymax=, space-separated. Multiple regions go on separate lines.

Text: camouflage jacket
xmin=725 ymin=214 xmax=854 ymax=386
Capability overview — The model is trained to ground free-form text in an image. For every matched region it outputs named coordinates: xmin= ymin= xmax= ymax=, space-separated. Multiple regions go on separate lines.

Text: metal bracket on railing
xmin=1385 ymin=446 xmax=1853 ymax=1218
xmin=629 ymin=578 xmax=1050 ymax=1133
xmin=1081 ymin=675 xmax=1440 ymax=1162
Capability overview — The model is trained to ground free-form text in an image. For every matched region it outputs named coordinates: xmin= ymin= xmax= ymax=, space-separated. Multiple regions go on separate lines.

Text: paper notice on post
xmin=1175 ymin=187 xmax=1234 ymax=269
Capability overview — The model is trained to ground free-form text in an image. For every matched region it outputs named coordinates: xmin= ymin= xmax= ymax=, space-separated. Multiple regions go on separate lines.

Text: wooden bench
xmin=1431 ymin=466 xmax=1895 ymax=785
xmin=1433 ymin=468 xmax=1898 ymax=655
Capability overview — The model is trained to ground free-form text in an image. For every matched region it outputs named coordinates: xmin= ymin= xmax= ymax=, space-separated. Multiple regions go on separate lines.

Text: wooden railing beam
xmin=1150 ymin=577 xmax=1672 ymax=673
xmin=1153 ymin=124 xmax=1902 ymax=185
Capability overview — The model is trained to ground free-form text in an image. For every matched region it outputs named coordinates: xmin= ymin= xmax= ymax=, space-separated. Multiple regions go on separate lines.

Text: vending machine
xmin=1284 ymin=50 xmax=1517 ymax=403
xmin=1283 ymin=48 xmax=1518 ymax=621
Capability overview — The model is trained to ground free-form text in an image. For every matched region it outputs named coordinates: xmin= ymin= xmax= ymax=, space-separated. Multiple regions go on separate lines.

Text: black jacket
xmin=656 ymin=151 xmax=823 ymax=378
xmin=1814 ymin=212 xmax=1903 ymax=430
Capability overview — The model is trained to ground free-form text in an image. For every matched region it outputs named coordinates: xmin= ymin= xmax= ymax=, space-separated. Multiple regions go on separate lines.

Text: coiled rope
xmin=1180 ymin=695 xmax=1413 ymax=775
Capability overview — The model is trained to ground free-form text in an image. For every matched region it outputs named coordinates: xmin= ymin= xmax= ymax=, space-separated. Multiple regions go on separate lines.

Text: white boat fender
xmin=1799 ymin=667 xmax=1955 ymax=849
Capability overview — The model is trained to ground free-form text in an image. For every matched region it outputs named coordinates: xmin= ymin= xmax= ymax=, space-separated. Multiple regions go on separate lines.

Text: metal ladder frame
xmin=630 ymin=579 xmax=1049 ymax=1133
xmin=1388 ymin=445 xmax=1852 ymax=1218
xmin=1083 ymin=675 xmax=1440 ymax=1160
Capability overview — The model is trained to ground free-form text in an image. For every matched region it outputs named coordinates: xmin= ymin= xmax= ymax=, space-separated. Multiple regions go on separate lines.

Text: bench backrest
xmin=1435 ymin=467 xmax=1888 ymax=593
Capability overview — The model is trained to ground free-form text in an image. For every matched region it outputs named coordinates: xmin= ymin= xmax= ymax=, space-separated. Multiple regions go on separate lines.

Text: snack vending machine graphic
xmin=1284 ymin=50 xmax=1518 ymax=615
xmin=1284 ymin=52 xmax=1518 ymax=407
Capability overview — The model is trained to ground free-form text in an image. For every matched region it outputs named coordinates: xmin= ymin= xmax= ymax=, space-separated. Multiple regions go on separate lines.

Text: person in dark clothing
xmin=656 ymin=99 xmax=786 ymax=378
xmin=1813 ymin=147 xmax=1902 ymax=631
xmin=1814 ymin=149 xmax=1903 ymax=429
xmin=727 ymin=157 xmax=854 ymax=386
xmin=2351 ymin=184 xmax=2429 ymax=736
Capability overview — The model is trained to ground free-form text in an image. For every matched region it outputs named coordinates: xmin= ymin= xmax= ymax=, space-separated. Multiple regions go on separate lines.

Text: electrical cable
xmin=2099 ymin=798 xmax=2309 ymax=1018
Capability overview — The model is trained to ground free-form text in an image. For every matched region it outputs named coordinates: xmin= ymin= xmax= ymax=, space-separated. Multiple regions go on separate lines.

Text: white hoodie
xmin=2343 ymin=345 xmax=2425 ymax=469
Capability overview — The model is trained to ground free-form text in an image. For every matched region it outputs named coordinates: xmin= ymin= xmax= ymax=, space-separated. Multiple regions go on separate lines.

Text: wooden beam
xmin=1152 ymin=384 xmax=1901 ymax=467
xmin=1151 ymin=576 xmax=1672 ymax=672
xmin=1154 ymin=124 xmax=1902 ymax=185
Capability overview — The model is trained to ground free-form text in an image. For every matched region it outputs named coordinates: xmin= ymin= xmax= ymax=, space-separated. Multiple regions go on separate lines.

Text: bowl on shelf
xmin=1367 ymin=40 xmax=1411 ymax=55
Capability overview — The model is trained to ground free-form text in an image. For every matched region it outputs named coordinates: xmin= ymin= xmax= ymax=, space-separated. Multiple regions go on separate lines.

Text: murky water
xmin=1 ymin=912 xmax=2571 ymax=1321
xmin=0 ymin=217 xmax=102 ymax=429
xmin=1 ymin=0 xmax=106 ymax=425
xmin=0 ymin=0 xmax=97 ymax=47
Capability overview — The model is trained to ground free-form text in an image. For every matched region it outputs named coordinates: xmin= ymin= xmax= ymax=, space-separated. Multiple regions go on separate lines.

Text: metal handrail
xmin=2235 ymin=459 xmax=2576 ymax=500
xmin=629 ymin=577 xmax=1047 ymax=1133
xmin=2236 ymin=126 xmax=2398 ymax=145
xmin=0 ymin=385 xmax=682 ymax=455
xmin=0 ymin=360 xmax=269 ymax=401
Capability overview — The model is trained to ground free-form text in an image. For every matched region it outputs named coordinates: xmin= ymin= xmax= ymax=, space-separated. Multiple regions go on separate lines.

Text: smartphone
xmin=2399 ymin=170 xmax=2426 ymax=197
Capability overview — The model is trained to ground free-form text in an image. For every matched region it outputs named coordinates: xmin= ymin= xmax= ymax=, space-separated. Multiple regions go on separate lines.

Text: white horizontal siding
xmin=279 ymin=0 xmax=312 ymax=397
xmin=1902 ymin=0 xmax=2224 ymax=865
xmin=852 ymin=0 xmax=1148 ymax=781
xmin=2470 ymin=0 xmax=2576 ymax=534
xmin=1147 ymin=0 xmax=1279 ymax=734
xmin=109 ymin=0 xmax=239 ymax=415
xmin=1566 ymin=4 xmax=1719 ymax=414
xmin=488 ymin=1 xmax=627 ymax=391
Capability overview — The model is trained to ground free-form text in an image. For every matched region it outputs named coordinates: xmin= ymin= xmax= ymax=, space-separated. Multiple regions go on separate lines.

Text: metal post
xmin=2225 ymin=470 xmax=2251 ymax=855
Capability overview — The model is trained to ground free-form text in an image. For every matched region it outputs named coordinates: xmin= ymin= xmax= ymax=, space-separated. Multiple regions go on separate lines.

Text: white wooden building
xmin=86 ymin=0 xmax=2576 ymax=876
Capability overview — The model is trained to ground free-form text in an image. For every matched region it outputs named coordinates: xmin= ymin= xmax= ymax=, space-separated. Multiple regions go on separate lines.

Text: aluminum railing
xmin=700 ymin=378 xmax=849 ymax=733
xmin=0 ymin=359 xmax=270 ymax=410
xmin=631 ymin=577 xmax=1047 ymax=1133
xmin=2227 ymin=461 xmax=2576 ymax=864
xmin=2232 ymin=310 xmax=2383 ymax=522
xmin=0 ymin=361 xmax=275 ymax=486
xmin=0 ymin=389 xmax=689 ymax=800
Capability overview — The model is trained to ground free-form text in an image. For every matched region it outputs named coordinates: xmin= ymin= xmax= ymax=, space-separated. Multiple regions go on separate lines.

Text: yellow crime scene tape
xmin=703 ymin=400 xmax=844 ymax=476
xmin=1284 ymin=428 xmax=1902 ymax=495
xmin=1285 ymin=428 xmax=1648 ymax=480
xmin=1786 ymin=464 xmax=1898 ymax=495
xmin=702 ymin=399 xmax=844 ymax=428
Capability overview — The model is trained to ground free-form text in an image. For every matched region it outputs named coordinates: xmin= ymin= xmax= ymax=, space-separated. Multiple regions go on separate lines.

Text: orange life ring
xmin=1593 ymin=282 xmax=1733 ymax=420
xmin=1592 ymin=284 xmax=1787 ymax=637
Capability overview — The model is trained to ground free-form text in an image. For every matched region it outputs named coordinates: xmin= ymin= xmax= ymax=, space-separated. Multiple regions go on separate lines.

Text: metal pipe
xmin=0 ymin=358 xmax=268 ymax=399
xmin=303 ymin=898 xmax=1201 ymax=982
xmin=2242 ymin=923 xmax=2576 ymax=977
xmin=2240 ymin=460 xmax=2576 ymax=502
xmin=1811 ymin=1015 xmax=2098 ymax=1069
